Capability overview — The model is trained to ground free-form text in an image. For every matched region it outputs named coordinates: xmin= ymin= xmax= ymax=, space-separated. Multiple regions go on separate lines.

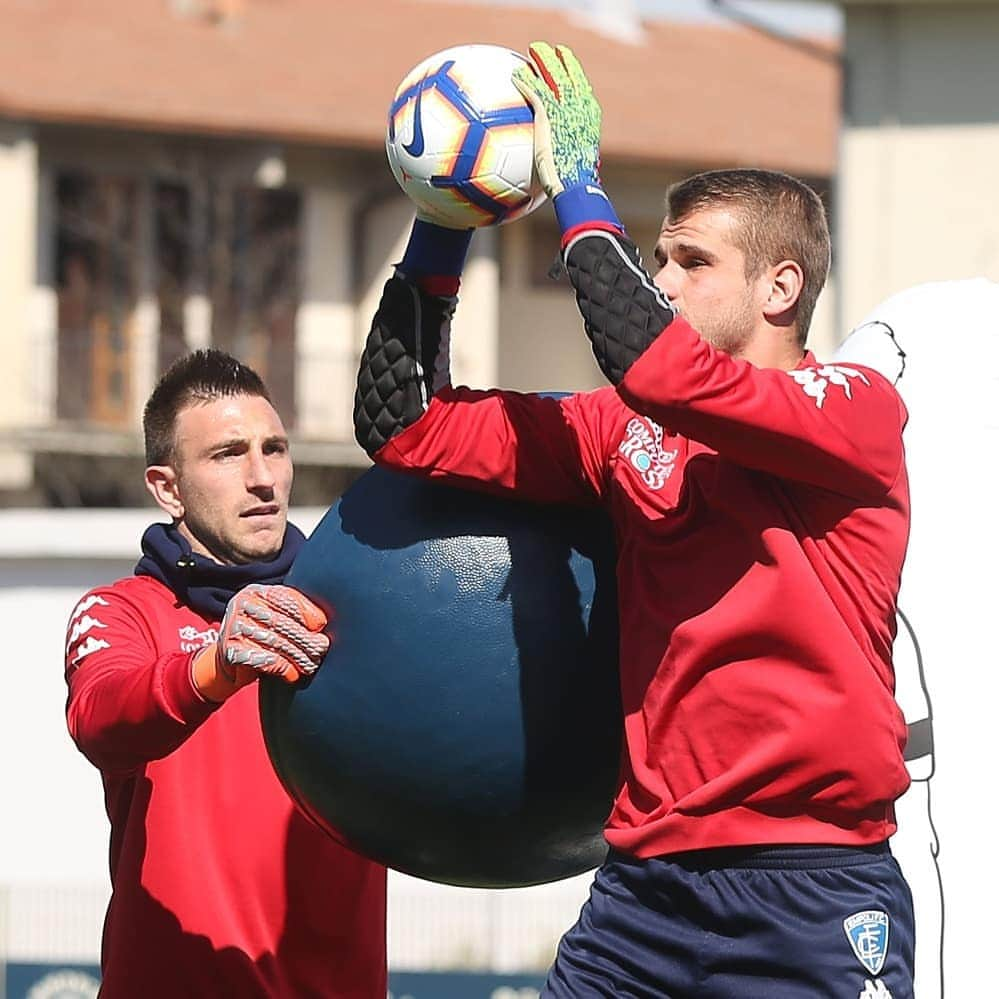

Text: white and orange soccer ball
xmin=385 ymin=44 xmax=547 ymax=229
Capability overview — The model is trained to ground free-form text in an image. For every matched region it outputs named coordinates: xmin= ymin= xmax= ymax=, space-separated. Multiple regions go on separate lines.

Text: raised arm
xmin=515 ymin=42 xmax=905 ymax=499
xmin=512 ymin=42 xmax=677 ymax=389
xmin=354 ymin=223 xmax=472 ymax=455
xmin=352 ymin=213 xmax=619 ymax=507
xmin=66 ymin=583 xmax=329 ymax=775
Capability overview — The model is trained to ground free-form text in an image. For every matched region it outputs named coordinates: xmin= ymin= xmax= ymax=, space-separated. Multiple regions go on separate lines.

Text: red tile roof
xmin=0 ymin=0 xmax=838 ymax=175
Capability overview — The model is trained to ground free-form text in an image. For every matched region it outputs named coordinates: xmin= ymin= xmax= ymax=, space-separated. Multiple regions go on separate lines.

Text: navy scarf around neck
xmin=135 ymin=521 xmax=306 ymax=620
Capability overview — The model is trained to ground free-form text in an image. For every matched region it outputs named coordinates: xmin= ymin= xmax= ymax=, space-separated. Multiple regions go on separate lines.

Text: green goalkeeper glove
xmin=513 ymin=42 xmax=621 ymax=234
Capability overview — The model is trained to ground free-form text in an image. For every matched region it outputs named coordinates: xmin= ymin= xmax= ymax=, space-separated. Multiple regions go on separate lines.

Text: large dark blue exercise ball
xmin=260 ymin=463 xmax=621 ymax=888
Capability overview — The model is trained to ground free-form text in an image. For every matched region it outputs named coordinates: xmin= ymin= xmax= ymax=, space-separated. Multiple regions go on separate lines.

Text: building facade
xmin=0 ymin=0 xmax=839 ymax=505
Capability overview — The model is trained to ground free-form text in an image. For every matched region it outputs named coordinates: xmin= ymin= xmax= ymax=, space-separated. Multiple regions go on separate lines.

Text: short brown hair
xmin=143 ymin=349 xmax=271 ymax=465
xmin=666 ymin=168 xmax=831 ymax=346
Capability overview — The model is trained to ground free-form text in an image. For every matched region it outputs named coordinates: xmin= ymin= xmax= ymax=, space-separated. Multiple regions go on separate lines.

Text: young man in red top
xmin=354 ymin=43 xmax=914 ymax=999
xmin=65 ymin=350 xmax=386 ymax=998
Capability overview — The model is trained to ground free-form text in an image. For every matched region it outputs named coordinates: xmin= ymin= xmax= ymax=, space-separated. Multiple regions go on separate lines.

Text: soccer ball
xmin=386 ymin=44 xmax=547 ymax=229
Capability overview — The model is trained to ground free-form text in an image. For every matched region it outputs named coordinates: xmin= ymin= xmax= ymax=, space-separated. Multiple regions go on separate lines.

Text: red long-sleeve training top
xmin=65 ymin=574 xmax=386 ymax=998
xmin=373 ymin=316 xmax=911 ymax=858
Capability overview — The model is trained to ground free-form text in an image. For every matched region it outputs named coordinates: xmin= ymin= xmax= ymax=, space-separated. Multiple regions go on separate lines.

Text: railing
xmin=0 ymin=872 xmax=593 ymax=973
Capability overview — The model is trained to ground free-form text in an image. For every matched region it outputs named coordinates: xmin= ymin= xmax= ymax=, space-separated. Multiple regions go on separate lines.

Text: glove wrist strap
xmin=191 ymin=645 xmax=234 ymax=705
xmin=400 ymin=219 xmax=474 ymax=297
xmin=553 ymin=183 xmax=623 ymax=239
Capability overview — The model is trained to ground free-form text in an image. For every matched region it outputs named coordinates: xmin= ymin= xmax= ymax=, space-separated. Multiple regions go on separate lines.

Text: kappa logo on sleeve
xmin=788 ymin=364 xmax=870 ymax=409
xmin=70 ymin=594 xmax=109 ymax=618
xmin=844 ymin=910 xmax=890 ymax=976
xmin=617 ymin=417 xmax=678 ymax=491
xmin=67 ymin=594 xmax=111 ymax=664
xmin=67 ymin=612 xmax=107 ymax=647
xmin=69 ymin=635 xmax=111 ymax=665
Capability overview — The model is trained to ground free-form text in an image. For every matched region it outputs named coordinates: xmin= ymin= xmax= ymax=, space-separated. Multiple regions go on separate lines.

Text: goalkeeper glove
xmin=192 ymin=583 xmax=330 ymax=703
xmin=512 ymin=41 xmax=622 ymax=236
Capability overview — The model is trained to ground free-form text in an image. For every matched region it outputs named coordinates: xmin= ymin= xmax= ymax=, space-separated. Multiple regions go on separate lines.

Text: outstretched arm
xmin=66 ymin=583 xmax=328 ymax=774
xmin=66 ymin=587 xmax=218 ymax=774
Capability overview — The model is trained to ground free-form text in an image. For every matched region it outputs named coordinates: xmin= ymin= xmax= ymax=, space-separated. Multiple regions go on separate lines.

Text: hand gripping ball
xmin=259 ymin=464 xmax=621 ymax=888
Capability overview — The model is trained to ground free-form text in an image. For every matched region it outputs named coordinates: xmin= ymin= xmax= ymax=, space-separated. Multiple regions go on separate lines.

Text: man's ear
xmin=145 ymin=465 xmax=183 ymax=519
xmin=763 ymin=259 xmax=804 ymax=322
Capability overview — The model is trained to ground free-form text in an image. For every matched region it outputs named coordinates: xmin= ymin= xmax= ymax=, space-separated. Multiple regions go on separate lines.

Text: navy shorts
xmin=543 ymin=843 xmax=914 ymax=998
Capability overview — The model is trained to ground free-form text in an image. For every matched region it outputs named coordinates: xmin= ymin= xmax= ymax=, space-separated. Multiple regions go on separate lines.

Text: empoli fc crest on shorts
xmin=844 ymin=910 xmax=890 ymax=975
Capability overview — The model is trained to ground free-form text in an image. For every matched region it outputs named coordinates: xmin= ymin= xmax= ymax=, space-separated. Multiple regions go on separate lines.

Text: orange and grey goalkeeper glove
xmin=193 ymin=583 xmax=330 ymax=702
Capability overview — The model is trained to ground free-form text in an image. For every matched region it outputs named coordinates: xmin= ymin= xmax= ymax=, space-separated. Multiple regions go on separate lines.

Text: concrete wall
xmin=0 ymin=122 xmax=39 ymax=489
xmin=293 ymin=162 xmax=359 ymax=441
xmin=0 ymin=122 xmax=37 ymax=429
xmin=838 ymin=2 xmax=999 ymax=327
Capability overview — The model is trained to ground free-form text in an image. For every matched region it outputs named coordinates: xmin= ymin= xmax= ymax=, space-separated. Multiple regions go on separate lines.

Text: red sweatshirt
xmin=374 ymin=317 xmax=911 ymax=858
xmin=65 ymin=574 xmax=386 ymax=998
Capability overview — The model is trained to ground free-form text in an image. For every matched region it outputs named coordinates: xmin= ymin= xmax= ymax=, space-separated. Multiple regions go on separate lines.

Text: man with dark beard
xmin=65 ymin=349 xmax=386 ymax=997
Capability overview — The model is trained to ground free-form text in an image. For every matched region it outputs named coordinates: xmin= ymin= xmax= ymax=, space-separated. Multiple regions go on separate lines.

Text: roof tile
xmin=0 ymin=0 xmax=838 ymax=175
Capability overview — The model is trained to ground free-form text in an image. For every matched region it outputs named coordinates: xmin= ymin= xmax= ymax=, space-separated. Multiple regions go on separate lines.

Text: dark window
xmin=208 ymin=185 xmax=301 ymax=425
xmin=55 ymin=169 xmax=302 ymax=429
xmin=155 ymin=180 xmax=192 ymax=375
xmin=55 ymin=172 xmax=138 ymax=425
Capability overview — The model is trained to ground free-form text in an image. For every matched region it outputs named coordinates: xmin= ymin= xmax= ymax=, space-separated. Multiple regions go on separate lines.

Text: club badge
xmin=844 ymin=910 xmax=890 ymax=976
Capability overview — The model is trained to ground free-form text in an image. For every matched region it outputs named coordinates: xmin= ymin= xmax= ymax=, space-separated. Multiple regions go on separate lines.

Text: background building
xmin=0 ymin=2 xmax=847 ymax=996
xmin=0 ymin=0 xmax=839 ymax=507
xmin=793 ymin=0 xmax=999 ymax=326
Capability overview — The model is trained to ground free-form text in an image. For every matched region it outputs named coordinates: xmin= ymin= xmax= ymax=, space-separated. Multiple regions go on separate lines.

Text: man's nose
xmin=246 ymin=448 xmax=276 ymax=490
xmin=653 ymin=262 xmax=679 ymax=302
